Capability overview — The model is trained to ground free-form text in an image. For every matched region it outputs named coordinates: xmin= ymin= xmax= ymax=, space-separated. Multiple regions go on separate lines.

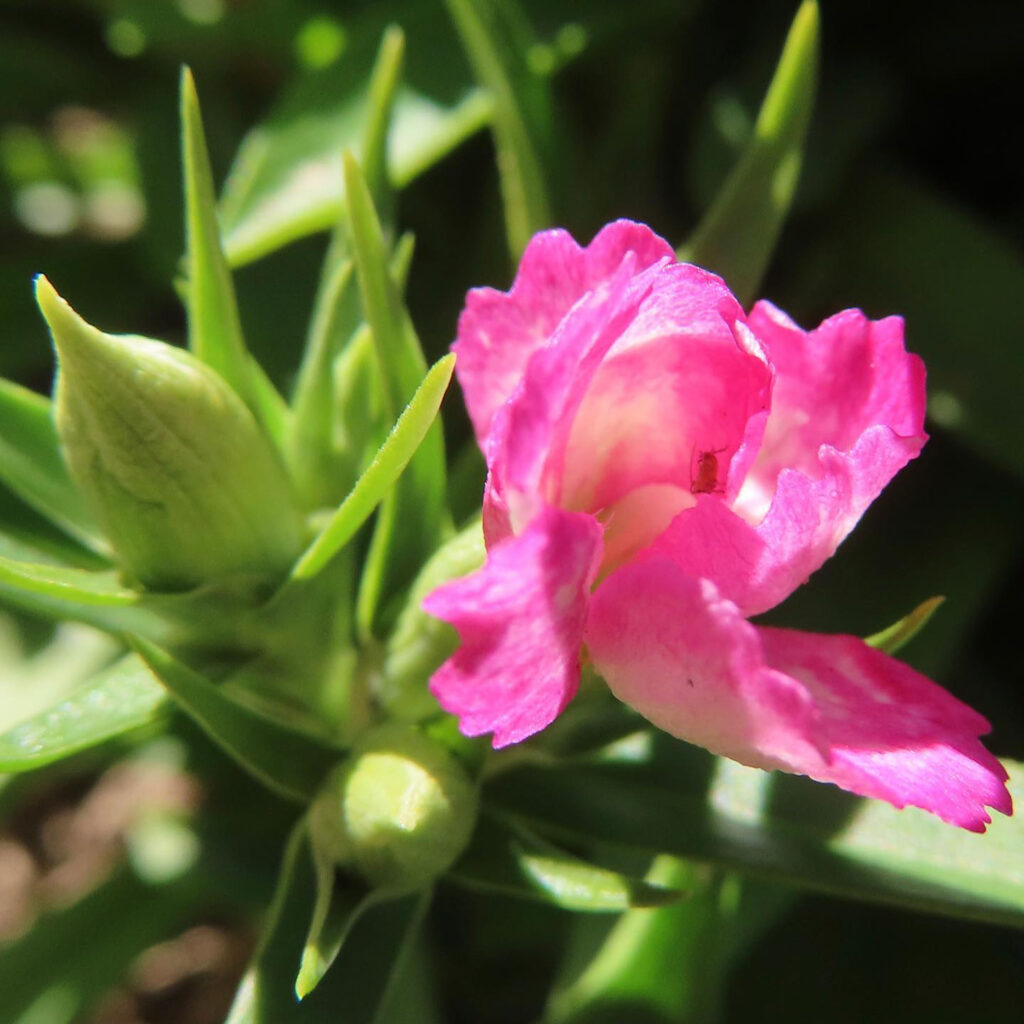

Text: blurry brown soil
xmin=0 ymin=758 xmax=255 ymax=1024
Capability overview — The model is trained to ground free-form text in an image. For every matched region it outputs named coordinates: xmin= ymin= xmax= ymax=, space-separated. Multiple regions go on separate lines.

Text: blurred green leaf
xmin=0 ymin=868 xmax=203 ymax=1024
xmin=0 ymin=376 xmax=102 ymax=551
xmin=0 ymin=653 xmax=164 ymax=772
xmin=865 ymin=595 xmax=945 ymax=655
xmin=488 ymin=739 xmax=1024 ymax=928
xmin=680 ymin=0 xmax=819 ymax=303
xmin=360 ymin=26 xmax=405 ymax=225
xmin=445 ymin=0 xmax=553 ymax=258
xmin=130 ymin=637 xmax=345 ymax=803
xmin=289 ymin=353 xmax=455 ymax=583
xmin=343 ymin=154 xmax=449 ymax=634
xmin=219 ymin=10 xmax=493 ymax=267
xmin=450 ymin=813 xmax=683 ymax=912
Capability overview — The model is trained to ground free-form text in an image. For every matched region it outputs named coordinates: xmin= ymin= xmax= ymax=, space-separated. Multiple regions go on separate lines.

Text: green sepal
xmin=865 ymin=596 xmax=945 ymax=655
xmin=296 ymin=831 xmax=376 ymax=999
xmin=130 ymin=637 xmax=345 ymax=803
xmin=0 ymin=376 xmax=103 ymax=551
xmin=445 ymin=0 xmax=553 ymax=258
xmin=449 ymin=813 xmax=684 ymax=912
xmin=680 ymin=0 xmax=819 ymax=303
xmin=225 ymin=820 xmax=430 ymax=1023
xmin=38 ymin=277 xmax=305 ymax=590
xmin=287 ymin=353 xmax=455 ymax=584
xmin=0 ymin=653 xmax=166 ymax=773
xmin=488 ymin=738 xmax=1024 ymax=929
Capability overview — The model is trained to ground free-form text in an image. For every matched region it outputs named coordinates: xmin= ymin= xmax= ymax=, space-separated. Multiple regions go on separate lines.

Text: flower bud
xmin=37 ymin=276 xmax=305 ymax=590
xmin=309 ymin=723 xmax=478 ymax=894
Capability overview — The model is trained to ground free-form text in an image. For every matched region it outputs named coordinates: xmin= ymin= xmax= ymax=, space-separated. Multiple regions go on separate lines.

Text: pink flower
xmin=424 ymin=220 xmax=1011 ymax=832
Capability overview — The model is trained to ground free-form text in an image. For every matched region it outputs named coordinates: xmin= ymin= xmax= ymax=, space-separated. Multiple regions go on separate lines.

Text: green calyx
xmin=309 ymin=722 xmax=478 ymax=895
xmin=38 ymin=276 xmax=305 ymax=591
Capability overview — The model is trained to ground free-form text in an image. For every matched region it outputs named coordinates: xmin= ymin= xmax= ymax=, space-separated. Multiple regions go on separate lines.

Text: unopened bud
xmin=37 ymin=276 xmax=305 ymax=590
xmin=309 ymin=723 xmax=478 ymax=894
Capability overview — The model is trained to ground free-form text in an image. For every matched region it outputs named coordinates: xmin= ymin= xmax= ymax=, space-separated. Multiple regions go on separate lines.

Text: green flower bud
xmin=37 ymin=276 xmax=305 ymax=590
xmin=309 ymin=723 xmax=478 ymax=895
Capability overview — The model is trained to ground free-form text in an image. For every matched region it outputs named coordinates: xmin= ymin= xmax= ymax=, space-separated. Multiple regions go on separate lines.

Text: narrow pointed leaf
xmin=361 ymin=26 xmax=405 ymax=221
xmin=865 ymin=595 xmax=945 ymax=655
xmin=0 ymin=654 xmax=166 ymax=772
xmin=289 ymin=354 xmax=455 ymax=582
xmin=0 ymin=376 xmax=102 ymax=549
xmin=130 ymin=638 xmax=344 ymax=803
xmin=488 ymin=741 xmax=1024 ymax=928
xmin=444 ymin=0 xmax=552 ymax=257
xmin=680 ymin=0 xmax=819 ymax=303
xmin=449 ymin=813 xmax=683 ymax=911
xmin=343 ymin=154 xmax=449 ymax=630
xmin=288 ymin=259 xmax=360 ymax=508
xmin=181 ymin=67 xmax=260 ymax=413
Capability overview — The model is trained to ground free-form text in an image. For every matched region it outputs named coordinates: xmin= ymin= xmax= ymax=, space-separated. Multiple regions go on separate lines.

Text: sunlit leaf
xmin=488 ymin=738 xmax=1024 ymax=928
xmin=0 ymin=653 xmax=165 ymax=772
xmin=130 ymin=638 xmax=344 ymax=803
xmin=449 ymin=813 xmax=683 ymax=911
xmin=680 ymin=0 xmax=819 ymax=303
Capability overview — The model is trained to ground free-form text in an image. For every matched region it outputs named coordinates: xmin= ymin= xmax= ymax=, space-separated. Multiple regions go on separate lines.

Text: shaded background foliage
xmin=0 ymin=0 xmax=1021 ymax=1021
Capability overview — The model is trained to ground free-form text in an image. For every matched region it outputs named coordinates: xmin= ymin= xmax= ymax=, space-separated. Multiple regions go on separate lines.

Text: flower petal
xmin=758 ymin=627 xmax=1012 ymax=832
xmin=453 ymin=221 xmax=674 ymax=444
xmin=737 ymin=303 xmax=927 ymax=522
xmin=423 ymin=506 xmax=604 ymax=748
xmin=586 ymin=560 xmax=1010 ymax=830
xmin=642 ymin=424 xmax=925 ymax=615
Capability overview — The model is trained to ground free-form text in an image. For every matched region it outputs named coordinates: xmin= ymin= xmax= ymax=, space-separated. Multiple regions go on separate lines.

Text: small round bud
xmin=310 ymin=723 xmax=477 ymax=894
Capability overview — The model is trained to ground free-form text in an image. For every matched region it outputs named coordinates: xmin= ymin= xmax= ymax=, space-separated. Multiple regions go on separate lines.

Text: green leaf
xmin=218 ymin=9 xmax=494 ymax=267
xmin=548 ymin=859 xmax=731 ymax=1024
xmin=865 ymin=595 xmax=945 ymax=655
xmin=343 ymin=154 xmax=450 ymax=632
xmin=0 ymin=376 xmax=102 ymax=550
xmin=488 ymin=739 xmax=1024 ymax=928
xmin=449 ymin=813 xmax=683 ymax=912
xmin=680 ymin=0 xmax=819 ymax=303
xmin=444 ymin=0 xmax=552 ymax=258
xmin=287 ymin=258 xmax=361 ymax=508
xmin=0 ymin=551 xmax=166 ymax=636
xmin=181 ymin=67 xmax=264 ymax=417
xmin=289 ymin=354 xmax=455 ymax=582
xmin=361 ymin=26 xmax=405 ymax=223
xmin=0 ymin=653 xmax=165 ymax=773
xmin=130 ymin=637 xmax=344 ymax=803
xmin=226 ymin=821 xmax=430 ymax=1024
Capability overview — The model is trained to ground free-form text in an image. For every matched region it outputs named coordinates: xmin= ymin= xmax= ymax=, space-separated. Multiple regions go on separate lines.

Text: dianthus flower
xmin=424 ymin=220 xmax=1010 ymax=832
